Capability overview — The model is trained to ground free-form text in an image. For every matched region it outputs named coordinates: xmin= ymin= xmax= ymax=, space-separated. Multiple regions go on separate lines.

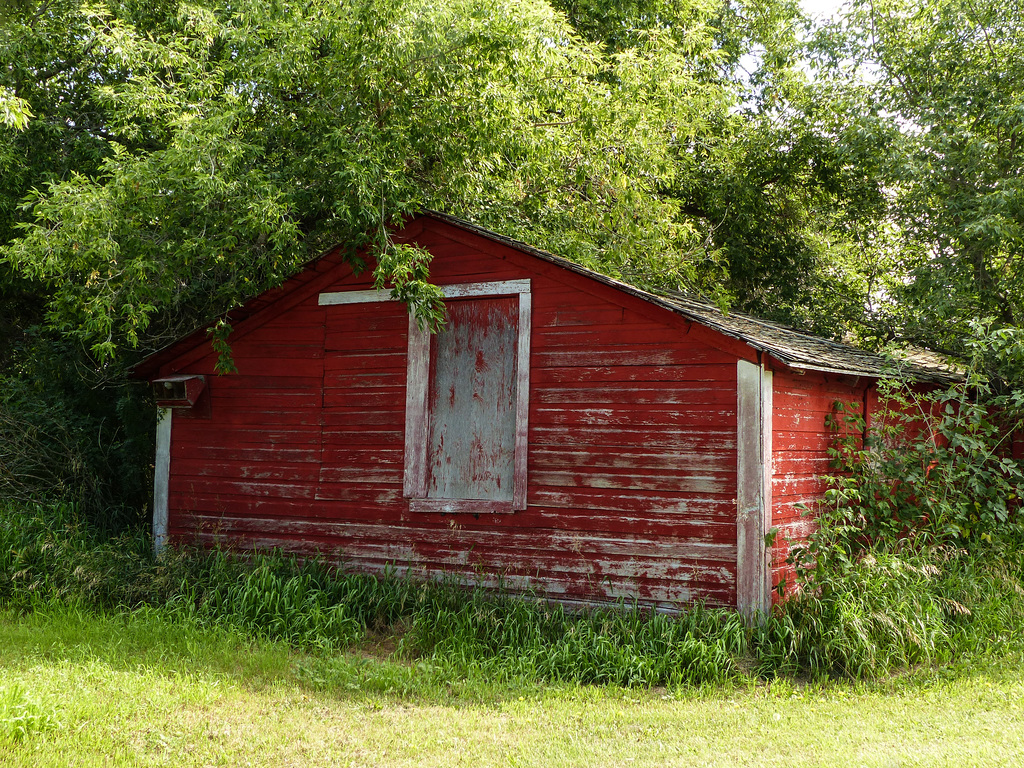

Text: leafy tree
xmin=0 ymin=0 xmax=746 ymax=520
xmin=1 ymin=0 xmax=734 ymax=360
xmin=4 ymin=0 xmax=1023 ymax=522
xmin=817 ymin=0 xmax=1024 ymax=359
xmin=551 ymin=0 xmax=898 ymax=337
xmin=6 ymin=0 xmax=1022 ymax=366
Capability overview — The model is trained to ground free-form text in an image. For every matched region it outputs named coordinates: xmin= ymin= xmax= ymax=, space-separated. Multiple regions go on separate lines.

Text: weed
xmin=0 ymin=685 xmax=57 ymax=743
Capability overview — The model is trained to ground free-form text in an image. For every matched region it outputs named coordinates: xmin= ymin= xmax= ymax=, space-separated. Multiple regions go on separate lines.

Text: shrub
xmin=813 ymin=323 xmax=1023 ymax=557
xmin=768 ymin=322 xmax=1024 ymax=678
xmin=0 ymin=336 xmax=153 ymax=533
xmin=757 ymin=544 xmax=1024 ymax=679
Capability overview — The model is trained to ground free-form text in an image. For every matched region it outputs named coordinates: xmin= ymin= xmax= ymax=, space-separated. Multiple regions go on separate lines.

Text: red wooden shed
xmin=135 ymin=213 xmax=943 ymax=617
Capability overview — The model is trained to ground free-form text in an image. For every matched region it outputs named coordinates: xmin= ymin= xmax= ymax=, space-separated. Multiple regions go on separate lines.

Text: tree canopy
xmin=830 ymin=0 xmax=1024 ymax=359
xmin=0 ymin=0 xmax=1022 ymax=366
xmin=1 ymin=0 xmax=733 ymax=358
xmin=4 ymin=0 xmax=1024 ymax=518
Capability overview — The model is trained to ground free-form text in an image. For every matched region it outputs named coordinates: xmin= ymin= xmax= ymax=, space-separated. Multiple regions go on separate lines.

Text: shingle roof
xmin=656 ymin=292 xmax=960 ymax=383
xmin=427 ymin=211 xmax=959 ymax=384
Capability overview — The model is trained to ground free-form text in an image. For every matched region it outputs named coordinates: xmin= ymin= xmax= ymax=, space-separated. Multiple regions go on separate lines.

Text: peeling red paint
xmin=148 ymin=217 xmax=866 ymax=612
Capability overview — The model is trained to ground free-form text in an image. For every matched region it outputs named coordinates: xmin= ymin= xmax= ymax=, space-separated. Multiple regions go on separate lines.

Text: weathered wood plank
xmin=153 ymin=409 xmax=172 ymax=554
xmin=529 ymin=470 xmax=730 ymax=494
xmin=514 ymin=289 xmax=531 ymax=510
xmin=243 ymin=325 xmax=326 ymax=343
xmin=533 ymin=385 xmax=735 ymax=406
xmin=198 ymin=409 xmax=323 ymax=426
xmin=322 ymin=409 xmax=403 ymax=427
xmin=423 ymin=296 xmax=518 ymax=502
xmin=532 ymin=365 xmax=737 ymax=384
xmin=533 ymin=324 xmax=703 ymax=348
xmin=533 ymin=346 xmax=733 ymax=368
xmin=736 ymin=359 xmax=772 ymax=621
xmin=224 ymin=357 xmax=324 ymax=378
xmin=324 ymin=329 xmax=408 ymax=352
xmin=531 ymin=406 xmax=737 ymax=428
xmin=320 ymin=447 xmax=404 ymax=464
xmin=209 ymin=391 xmax=323 ymax=409
xmin=530 ymin=425 xmax=736 ymax=451
xmin=323 ymin=352 xmax=407 ymax=372
xmin=529 ymin=486 xmax=737 ymax=514
xmin=772 ymin=454 xmax=834 ymax=476
xmin=319 ymin=429 xmax=404 ymax=446
xmin=322 ymin=388 xmax=404 ymax=409
xmin=319 ymin=466 xmax=404 ymax=484
xmin=207 ymin=375 xmax=323 ymax=391
xmin=530 ymin=447 xmax=734 ymax=472
xmin=322 ymin=370 xmax=406 ymax=388
xmin=173 ymin=424 xmax=322 ymax=446
xmin=170 ymin=476 xmax=318 ymax=500
xmin=184 ymin=514 xmax=736 ymax=563
xmin=171 ymin=444 xmax=322 ymax=463
xmin=172 ymin=458 xmax=321 ymax=483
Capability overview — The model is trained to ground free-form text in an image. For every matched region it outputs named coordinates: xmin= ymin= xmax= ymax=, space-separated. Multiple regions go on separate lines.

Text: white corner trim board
xmin=153 ymin=407 xmax=172 ymax=555
xmin=512 ymin=287 xmax=532 ymax=511
xmin=319 ymin=279 xmax=531 ymax=306
xmin=736 ymin=359 xmax=773 ymax=621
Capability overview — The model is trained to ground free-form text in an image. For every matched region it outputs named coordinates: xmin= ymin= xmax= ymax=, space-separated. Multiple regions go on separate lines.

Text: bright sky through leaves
xmin=801 ymin=0 xmax=845 ymax=20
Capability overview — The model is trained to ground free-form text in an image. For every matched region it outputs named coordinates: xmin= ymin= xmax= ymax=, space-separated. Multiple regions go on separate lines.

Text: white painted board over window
xmin=426 ymin=296 xmax=519 ymax=502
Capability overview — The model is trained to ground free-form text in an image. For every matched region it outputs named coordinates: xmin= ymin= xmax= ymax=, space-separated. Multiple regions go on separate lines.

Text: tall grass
xmin=0 ymin=500 xmax=744 ymax=686
xmin=755 ymin=545 xmax=1024 ymax=678
xmin=398 ymin=585 xmax=748 ymax=686
xmin=3 ymin=499 xmax=1023 ymax=685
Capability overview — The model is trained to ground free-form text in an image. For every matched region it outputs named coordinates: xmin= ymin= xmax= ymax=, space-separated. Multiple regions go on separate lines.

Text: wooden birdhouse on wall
xmin=152 ymin=375 xmax=206 ymax=409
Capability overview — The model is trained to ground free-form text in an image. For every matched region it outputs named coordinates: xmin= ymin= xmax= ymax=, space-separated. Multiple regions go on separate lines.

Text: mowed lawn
xmin=1 ymin=608 xmax=1022 ymax=767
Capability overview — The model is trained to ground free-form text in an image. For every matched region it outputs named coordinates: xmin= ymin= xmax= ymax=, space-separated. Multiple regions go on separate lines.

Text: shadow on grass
xmin=0 ymin=603 xmax=563 ymax=707
xmin=4 ymin=602 xmax=1023 ymax=712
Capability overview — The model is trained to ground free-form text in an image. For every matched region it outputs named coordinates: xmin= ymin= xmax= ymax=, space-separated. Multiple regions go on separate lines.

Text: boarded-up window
xmin=426 ymin=298 xmax=518 ymax=501
xmin=404 ymin=281 xmax=531 ymax=514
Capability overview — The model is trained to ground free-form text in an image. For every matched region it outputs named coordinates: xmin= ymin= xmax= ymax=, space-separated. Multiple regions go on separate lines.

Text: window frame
xmin=318 ymin=279 xmax=531 ymax=514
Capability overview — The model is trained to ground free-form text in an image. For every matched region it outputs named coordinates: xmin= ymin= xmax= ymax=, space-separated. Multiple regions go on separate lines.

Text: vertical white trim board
xmin=153 ymin=407 xmax=172 ymax=555
xmin=512 ymin=288 xmax=532 ymax=510
xmin=736 ymin=360 xmax=773 ymax=621
xmin=402 ymin=312 xmax=432 ymax=498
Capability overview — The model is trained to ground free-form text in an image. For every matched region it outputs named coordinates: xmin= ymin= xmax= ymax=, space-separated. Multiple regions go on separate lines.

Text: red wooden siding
xmin=769 ymin=368 xmax=870 ymax=597
xmin=159 ymin=219 xmax=746 ymax=608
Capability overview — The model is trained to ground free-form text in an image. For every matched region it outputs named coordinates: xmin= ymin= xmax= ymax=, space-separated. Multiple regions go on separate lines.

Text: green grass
xmin=3 ymin=499 xmax=1024 ymax=764
xmin=4 ymin=499 xmax=1024 ymax=687
xmin=0 ymin=500 xmax=752 ymax=686
xmin=2 ymin=606 xmax=1024 ymax=767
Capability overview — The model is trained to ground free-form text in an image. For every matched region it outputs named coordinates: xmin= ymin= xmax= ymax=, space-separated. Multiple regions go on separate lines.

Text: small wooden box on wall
xmin=152 ymin=375 xmax=206 ymax=409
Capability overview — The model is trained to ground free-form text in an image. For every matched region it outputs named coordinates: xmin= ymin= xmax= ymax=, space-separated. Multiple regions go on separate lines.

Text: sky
xmin=800 ymin=0 xmax=847 ymax=22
